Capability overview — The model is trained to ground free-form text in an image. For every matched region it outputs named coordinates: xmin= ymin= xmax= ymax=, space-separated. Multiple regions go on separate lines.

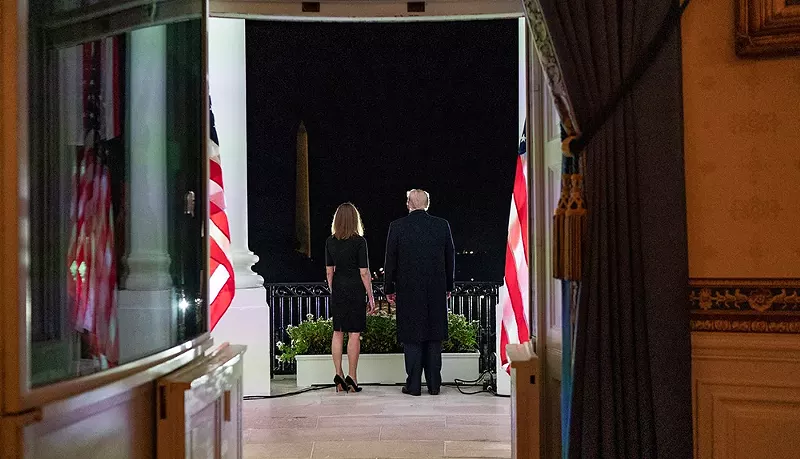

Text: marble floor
xmin=243 ymin=380 xmax=512 ymax=459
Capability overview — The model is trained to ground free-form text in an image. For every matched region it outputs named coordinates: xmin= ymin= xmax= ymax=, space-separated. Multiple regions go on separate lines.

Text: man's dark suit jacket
xmin=384 ymin=210 xmax=455 ymax=343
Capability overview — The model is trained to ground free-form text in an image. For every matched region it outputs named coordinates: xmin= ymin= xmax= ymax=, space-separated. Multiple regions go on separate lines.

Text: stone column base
xmin=212 ymin=286 xmax=271 ymax=396
xmin=117 ymin=289 xmax=174 ymax=363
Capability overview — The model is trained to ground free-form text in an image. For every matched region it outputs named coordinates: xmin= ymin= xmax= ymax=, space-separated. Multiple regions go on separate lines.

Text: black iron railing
xmin=268 ymin=281 xmax=500 ymax=375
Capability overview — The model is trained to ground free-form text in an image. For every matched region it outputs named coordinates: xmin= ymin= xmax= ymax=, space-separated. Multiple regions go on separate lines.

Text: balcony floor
xmin=243 ymin=377 xmax=511 ymax=459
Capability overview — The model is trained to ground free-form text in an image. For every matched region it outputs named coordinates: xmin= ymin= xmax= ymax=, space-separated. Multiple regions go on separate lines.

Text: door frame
xmin=210 ymin=0 xmax=524 ymax=21
xmin=208 ymin=2 xmax=558 ymax=456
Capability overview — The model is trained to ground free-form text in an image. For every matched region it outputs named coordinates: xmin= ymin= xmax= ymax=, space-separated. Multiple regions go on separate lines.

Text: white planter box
xmin=294 ymin=352 xmax=480 ymax=388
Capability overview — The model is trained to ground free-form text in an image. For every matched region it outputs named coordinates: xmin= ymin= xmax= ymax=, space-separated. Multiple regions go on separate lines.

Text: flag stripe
xmin=68 ymin=38 xmax=120 ymax=367
xmin=513 ymin=155 xmax=528 ymax=257
xmin=504 ymin=242 xmax=529 ymax=339
xmin=498 ymin=125 xmax=530 ymax=374
xmin=208 ymin=99 xmax=236 ymax=331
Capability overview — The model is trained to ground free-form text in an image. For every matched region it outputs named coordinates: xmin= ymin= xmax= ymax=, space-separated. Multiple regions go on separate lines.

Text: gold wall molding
xmin=689 ymin=278 xmax=800 ymax=333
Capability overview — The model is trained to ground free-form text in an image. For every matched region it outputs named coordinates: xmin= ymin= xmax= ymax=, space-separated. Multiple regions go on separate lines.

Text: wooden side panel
xmin=23 ymin=384 xmax=155 ymax=459
xmin=186 ymin=403 xmax=218 ymax=459
xmin=693 ymin=332 xmax=800 ymax=459
xmin=0 ymin=0 xmax=22 ymax=416
xmin=220 ymin=379 xmax=242 ymax=459
xmin=158 ymin=344 xmax=245 ymax=459
xmin=509 ymin=344 xmax=541 ymax=459
xmin=544 ymin=346 xmax=561 ymax=459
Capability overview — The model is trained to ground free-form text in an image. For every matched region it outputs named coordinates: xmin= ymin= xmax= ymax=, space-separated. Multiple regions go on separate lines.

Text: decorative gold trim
xmin=691 ymin=318 xmax=800 ymax=334
xmin=689 ymin=278 xmax=800 ymax=333
xmin=689 ymin=278 xmax=800 ymax=289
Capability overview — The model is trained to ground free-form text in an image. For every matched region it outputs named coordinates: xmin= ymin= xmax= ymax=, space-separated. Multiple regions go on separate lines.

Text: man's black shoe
xmin=402 ymin=386 xmax=421 ymax=396
xmin=428 ymin=389 xmax=440 ymax=395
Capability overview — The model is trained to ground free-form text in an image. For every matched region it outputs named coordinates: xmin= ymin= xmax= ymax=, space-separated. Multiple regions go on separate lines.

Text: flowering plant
xmin=276 ymin=311 xmax=478 ymax=363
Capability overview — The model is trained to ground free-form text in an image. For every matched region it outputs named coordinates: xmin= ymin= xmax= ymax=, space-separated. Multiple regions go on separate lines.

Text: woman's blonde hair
xmin=331 ymin=202 xmax=364 ymax=239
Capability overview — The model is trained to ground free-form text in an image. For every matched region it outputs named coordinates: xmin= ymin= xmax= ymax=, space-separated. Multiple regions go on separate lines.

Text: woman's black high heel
xmin=334 ymin=374 xmax=349 ymax=393
xmin=345 ymin=375 xmax=362 ymax=393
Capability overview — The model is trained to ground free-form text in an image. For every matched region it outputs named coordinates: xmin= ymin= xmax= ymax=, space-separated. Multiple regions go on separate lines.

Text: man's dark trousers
xmin=403 ymin=340 xmax=442 ymax=394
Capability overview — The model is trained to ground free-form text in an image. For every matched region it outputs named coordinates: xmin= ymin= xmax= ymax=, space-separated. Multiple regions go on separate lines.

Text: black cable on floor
xmin=244 ymin=371 xmax=510 ymax=400
xmin=243 ymin=385 xmax=333 ymax=400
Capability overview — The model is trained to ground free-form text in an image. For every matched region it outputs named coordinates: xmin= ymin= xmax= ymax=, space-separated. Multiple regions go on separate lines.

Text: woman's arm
xmin=326 ymin=266 xmax=335 ymax=292
xmin=360 ymin=268 xmax=375 ymax=312
xmin=325 ymin=238 xmax=334 ymax=291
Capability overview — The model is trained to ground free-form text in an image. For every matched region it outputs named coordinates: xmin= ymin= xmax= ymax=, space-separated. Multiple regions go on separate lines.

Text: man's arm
xmin=384 ymin=222 xmax=398 ymax=296
xmin=445 ymin=221 xmax=455 ymax=295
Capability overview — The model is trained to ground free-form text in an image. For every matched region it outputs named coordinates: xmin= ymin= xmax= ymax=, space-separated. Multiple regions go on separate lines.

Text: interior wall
xmin=682 ymin=0 xmax=800 ymax=279
xmin=692 ymin=332 xmax=800 ymax=459
xmin=682 ymin=0 xmax=800 ymax=457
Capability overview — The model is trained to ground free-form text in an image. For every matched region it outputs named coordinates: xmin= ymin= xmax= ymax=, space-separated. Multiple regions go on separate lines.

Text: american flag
xmin=208 ymin=101 xmax=236 ymax=330
xmin=67 ymin=37 xmax=121 ymax=368
xmin=497 ymin=124 xmax=531 ymax=374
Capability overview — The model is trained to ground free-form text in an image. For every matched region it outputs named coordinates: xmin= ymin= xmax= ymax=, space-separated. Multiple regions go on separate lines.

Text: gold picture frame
xmin=736 ymin=0 xmax=800 ymax=57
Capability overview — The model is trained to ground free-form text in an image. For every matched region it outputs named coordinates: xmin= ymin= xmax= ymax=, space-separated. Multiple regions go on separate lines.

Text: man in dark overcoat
xmin=384 ymin=189 xmax=455 ymax=396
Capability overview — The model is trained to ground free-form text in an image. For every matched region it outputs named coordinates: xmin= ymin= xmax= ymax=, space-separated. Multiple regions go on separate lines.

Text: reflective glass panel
xmin=27 ymin=9 xmax=207 ymax=386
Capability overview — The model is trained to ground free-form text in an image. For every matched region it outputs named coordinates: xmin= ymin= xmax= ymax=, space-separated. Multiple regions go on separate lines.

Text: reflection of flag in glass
xmin=497 ymin=124 xmax=530 ymax=374
xmin=209 ymin=101 xmax=236 ymax=330
xmin=67 ymin=38 xmax=120 ymax=367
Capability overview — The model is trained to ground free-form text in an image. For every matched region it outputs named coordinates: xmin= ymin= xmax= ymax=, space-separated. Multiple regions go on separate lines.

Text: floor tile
xmin=246 ymin=426 xmax=381 ymax=443
xmin=444 ymin=441 xmax=511 ymax=458
xmin=379 ymin=425 xmax=510 ymax=442
xmin=445 ymin=414 xmax=510 ymax=427
xmin=244 ymin=443 xmax=314 ymax=459
xmin=316 ymin=415 xmax=445 ymax=428
xmin=243 ymin=377 xmax=511 ymax=459
xmin=312 ymin=440 xmax=444 ymax=458
xmin=246 ymin=416 xmax=319 ymax=429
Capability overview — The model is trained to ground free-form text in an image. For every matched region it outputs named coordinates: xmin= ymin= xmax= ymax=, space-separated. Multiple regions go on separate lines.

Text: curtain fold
xmin=526 ymin=0 xmax=692 ymax=457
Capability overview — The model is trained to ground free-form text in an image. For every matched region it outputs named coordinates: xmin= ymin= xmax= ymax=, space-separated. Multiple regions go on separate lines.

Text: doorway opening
xmin=207 ymin=3 xmax=561 ymax=458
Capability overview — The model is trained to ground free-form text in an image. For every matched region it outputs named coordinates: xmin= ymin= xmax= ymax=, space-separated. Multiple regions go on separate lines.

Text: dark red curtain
xmin=534 ymin=0 xmax=693 ymax=457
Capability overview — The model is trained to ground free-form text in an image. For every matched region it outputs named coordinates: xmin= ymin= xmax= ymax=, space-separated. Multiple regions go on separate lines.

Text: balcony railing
xmin=268 ymin=281 xmax=500 ymax=375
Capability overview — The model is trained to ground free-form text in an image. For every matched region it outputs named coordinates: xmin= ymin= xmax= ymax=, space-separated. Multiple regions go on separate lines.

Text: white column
xmin=125 ymin=26 xmax=171 ymax=291
xmin=208 ymin=19 xmax=262 ymax=289
xmin=208 ymin=18 xmax=271 ymax=396
xmin=118 ymin=26 xmax=174 ymax=363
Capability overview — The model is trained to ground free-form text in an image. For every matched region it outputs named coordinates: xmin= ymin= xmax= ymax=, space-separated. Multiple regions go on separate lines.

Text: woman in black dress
xmin=326 ymin=203 xmax=376 ymax=393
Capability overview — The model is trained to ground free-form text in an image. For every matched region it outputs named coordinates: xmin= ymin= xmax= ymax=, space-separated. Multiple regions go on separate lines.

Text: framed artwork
xmin=736 ymin=0 xmax=800 ymax=57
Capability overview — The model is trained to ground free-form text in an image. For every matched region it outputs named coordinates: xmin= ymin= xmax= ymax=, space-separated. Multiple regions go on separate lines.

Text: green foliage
xmin=360 ymin=311 xmax=403 ymax=354
xmin=276 ymin=314 xmax=333 ymax=363
xmin=276 ymin=312 xmax=479 ymax=363
xmin=442 ymin=312 xmax=479 ymax=353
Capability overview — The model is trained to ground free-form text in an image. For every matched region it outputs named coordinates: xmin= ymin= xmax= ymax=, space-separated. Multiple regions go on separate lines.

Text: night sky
xmin=245 ymin=19 xmax=519 ymax=283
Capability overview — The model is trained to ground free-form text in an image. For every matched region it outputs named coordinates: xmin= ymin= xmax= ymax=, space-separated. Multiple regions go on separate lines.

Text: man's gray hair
xmin=406 ymin=189 xmax=430 ymax=211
